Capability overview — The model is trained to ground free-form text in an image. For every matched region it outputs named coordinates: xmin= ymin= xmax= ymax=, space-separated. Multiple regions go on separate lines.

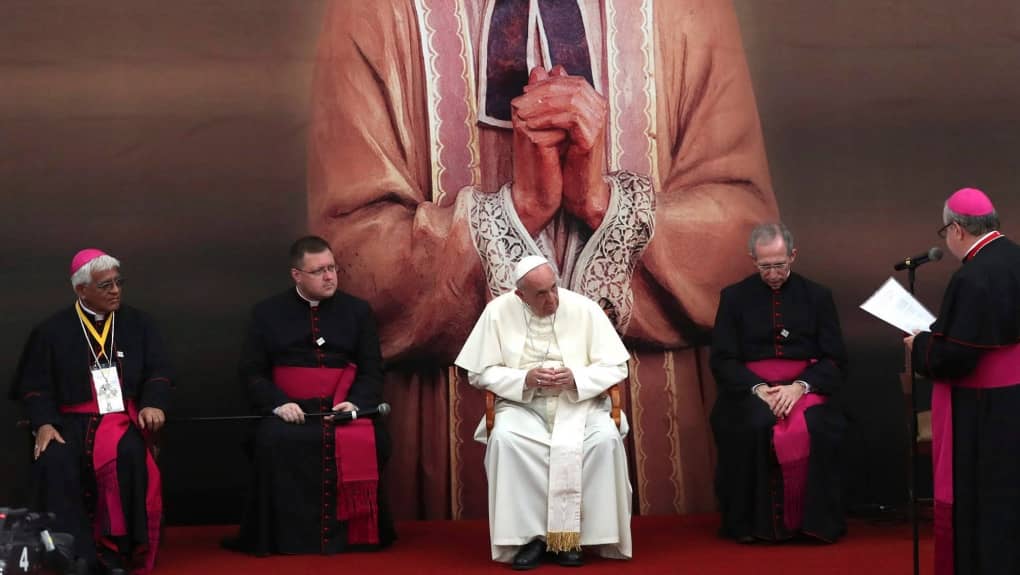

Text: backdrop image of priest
xmin=307 ymin=0 xmax=776 ymax=519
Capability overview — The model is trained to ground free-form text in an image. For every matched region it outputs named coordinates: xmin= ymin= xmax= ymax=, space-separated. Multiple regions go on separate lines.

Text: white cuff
xmin=794 ymin=380 xmax=811 ymax=393
xmin=751 ymin=383 xmax=767 ymax=395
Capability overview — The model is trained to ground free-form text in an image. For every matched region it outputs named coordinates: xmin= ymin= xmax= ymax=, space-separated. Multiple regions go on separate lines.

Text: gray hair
xmin=71 ymin=254 xmax=121 ymax=288
xmin=748 ymin=222 xmax=794 ymax=257
xmin=943 ymin=204 xmax=999 ymax=237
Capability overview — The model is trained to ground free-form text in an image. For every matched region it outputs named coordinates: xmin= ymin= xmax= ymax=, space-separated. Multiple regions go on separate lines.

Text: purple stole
xmin=930 ymin=343 xmax=1020 ymax=575
xmin=272 ymin=365 xmax=380 ymax=545
xmin=745 ymin=358 xmax=826 ymax=532
xmin=60 ymin=399 xmax=161 ymax=575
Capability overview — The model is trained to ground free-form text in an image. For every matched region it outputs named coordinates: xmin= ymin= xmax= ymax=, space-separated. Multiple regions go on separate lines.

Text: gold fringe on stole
xmin=545 ymin=531 xmax=582 ymax=553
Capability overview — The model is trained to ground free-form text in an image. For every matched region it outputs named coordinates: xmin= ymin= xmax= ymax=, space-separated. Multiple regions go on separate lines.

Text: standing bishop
xmin=906 ymin=188 xmax=1020 ymax=575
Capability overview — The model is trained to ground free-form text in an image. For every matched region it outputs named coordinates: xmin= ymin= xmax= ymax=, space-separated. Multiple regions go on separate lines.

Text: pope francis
xmin=455 ymin=255 xmax=632 ymax=569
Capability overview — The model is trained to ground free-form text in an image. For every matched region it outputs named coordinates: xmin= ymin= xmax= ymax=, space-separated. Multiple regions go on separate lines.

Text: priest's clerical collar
xmin=963 ymin=230 xmax=1002 ymax=261
xmin=78 ymin=299 xmax=106 ymax=321
xmin=295 ymin=286 xmax=320 ymax=308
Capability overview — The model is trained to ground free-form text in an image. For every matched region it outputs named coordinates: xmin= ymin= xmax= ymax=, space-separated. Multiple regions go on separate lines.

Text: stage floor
xmin=157 ymin=514 xmax=934 ymax=574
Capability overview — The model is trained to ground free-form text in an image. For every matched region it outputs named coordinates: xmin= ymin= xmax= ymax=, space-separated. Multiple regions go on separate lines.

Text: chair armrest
xmin=485 ymin=390 xmax=496 ymax=435
xmin=609 ymin=384 xmax=621 ymax=429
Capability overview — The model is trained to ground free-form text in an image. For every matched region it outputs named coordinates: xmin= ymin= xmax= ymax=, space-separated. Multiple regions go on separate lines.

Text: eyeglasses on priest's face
xmin=937 ymin=222 xmax=955 ymax=239
xmin=755 ymin=262 xmax=789 ymax=273
xmin=293 ymin=264 xmax=337 ymax=277
xmin=93 ymin=277 xmax=125 ymax=292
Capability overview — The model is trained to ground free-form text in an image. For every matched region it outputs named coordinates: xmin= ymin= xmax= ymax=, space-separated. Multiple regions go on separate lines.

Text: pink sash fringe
xmin=61 ymin=400 xmax=161 ymax=574
xmin=273 ymin=365 xmax=380 ymax=545
xmin=746 ymin=358 xmax=824 ymax=531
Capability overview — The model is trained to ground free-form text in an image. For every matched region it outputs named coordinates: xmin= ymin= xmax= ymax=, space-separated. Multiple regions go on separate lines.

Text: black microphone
xmin=893 ymin=247 xmax=943 ymax=271
xmin=328 ymin=402 xmax=391 ymax=423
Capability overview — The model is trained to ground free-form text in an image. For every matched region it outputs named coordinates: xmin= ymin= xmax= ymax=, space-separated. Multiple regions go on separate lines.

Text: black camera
xmin=0 ymin=508 xmax=80 ymax=574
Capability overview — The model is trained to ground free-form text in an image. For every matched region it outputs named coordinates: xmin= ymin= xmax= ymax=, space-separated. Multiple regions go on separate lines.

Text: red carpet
xmin=156 ymin=515 xmax=934 ymax=574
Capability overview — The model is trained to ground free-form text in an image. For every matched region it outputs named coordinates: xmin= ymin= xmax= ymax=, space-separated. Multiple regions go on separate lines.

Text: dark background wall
xmin=2 ymin=1 xmax=1018 ymax=523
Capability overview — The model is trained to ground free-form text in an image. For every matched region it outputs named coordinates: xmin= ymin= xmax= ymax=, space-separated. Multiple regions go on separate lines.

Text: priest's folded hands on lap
xmin=755 ymin=383 xmax=806 ymax=419
xmin=525 ymin=367 xmax=576 ymax=392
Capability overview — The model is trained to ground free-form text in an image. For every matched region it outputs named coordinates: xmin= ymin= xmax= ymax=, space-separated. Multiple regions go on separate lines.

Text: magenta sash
xmin=745 ymin=358 xmax=825 ymax=531
xmin=930 ymin=342 xmax=1020 ymax=575
xmin=272 ymin=365 xmax=380 ymax=545
xmin=60 ymin=399 xmax=161 ymax=575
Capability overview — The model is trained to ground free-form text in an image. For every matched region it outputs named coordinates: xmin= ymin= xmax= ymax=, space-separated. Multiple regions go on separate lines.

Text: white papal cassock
xmin=455 ymin=287 xmax=633 ymax=562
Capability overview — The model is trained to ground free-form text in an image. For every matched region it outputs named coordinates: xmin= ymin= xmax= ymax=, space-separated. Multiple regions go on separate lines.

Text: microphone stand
xmin=905 ymin=265 xmax=920 ymax=575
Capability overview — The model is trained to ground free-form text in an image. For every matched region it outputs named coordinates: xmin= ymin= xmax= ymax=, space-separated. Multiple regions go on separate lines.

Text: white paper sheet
xmin=859 ymin=277 xmax=937 ymax=334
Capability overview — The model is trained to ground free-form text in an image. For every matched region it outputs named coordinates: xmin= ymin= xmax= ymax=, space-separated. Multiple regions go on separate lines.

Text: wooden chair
xmin=900 ymin=349 xmax=933 ymax=448
xmin=485 ymin=384 xmax=623 ymax=435
xmin=901 ymin=346 xmax=933 ymax=519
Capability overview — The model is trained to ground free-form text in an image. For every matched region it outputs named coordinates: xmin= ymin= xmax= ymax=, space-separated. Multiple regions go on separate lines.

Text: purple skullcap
xmin=70 ymin=248 xmax=108 ymax=276
xmin=946 ymin=187 xmax=995 ymax=216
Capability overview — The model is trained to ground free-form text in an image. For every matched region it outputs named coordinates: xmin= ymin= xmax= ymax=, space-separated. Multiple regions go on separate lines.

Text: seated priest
xmin=710 ymin=223 xmax=848 ymax=543
xmin=227 ymin=235 xmax=395 ymax=555
xmin=11 ymin=248 xmax=172 ymax=574
xmin=455 ymin=255 xmax=632 ymax=570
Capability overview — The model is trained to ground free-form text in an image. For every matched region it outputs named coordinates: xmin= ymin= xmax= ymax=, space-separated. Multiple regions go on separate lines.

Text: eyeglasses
xmin=94 ymin=277 xmax=125 ymax=292
xmin=294 ymin=264 xmax=337 ymax=277
xmin=756 ymin=262 xmax=789 ymax=273
xmin=936 ymin=222 xmax=954 ymax=239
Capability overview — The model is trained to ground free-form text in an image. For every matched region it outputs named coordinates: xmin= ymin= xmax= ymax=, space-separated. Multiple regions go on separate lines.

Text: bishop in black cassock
xmin=228 ymin=236 xmax=394 ymax=556
xmin=908 ymin=188 xmax=1020 ymax=575
xmin=10 ymin=249 xmax=172 ymax=574
xmin=710 ymin=224 xmax=848 ymax=544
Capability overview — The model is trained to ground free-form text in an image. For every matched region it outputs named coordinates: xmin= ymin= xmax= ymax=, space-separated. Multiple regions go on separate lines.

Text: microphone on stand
xmin=893 ymin=247 xmax=943 ymax=271
xmin=893 ymin=246 xmax=942 ymax=575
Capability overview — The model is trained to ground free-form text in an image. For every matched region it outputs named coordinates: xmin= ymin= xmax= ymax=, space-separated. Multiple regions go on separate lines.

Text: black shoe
xmin=557 ymin=549 xmax=584 ymax=567
xmin=220 ymin=535 xmax=270 ymax=557
xmin=735 ymin=535 xmax=757 ymax=544
xmin=512 ymin=539 xmax=547 ymax=571
xmin=219 ymin=536 xmax=245 ymax=552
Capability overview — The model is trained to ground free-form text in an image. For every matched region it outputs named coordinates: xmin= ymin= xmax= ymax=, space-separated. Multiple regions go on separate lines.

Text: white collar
xmin=295 ymin=286 xmax=320 ymax=308
xmin=78 ymin=299 xmax=105 ymax=321
xmin=963 ymin=231 xmax=1000 ymax=258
